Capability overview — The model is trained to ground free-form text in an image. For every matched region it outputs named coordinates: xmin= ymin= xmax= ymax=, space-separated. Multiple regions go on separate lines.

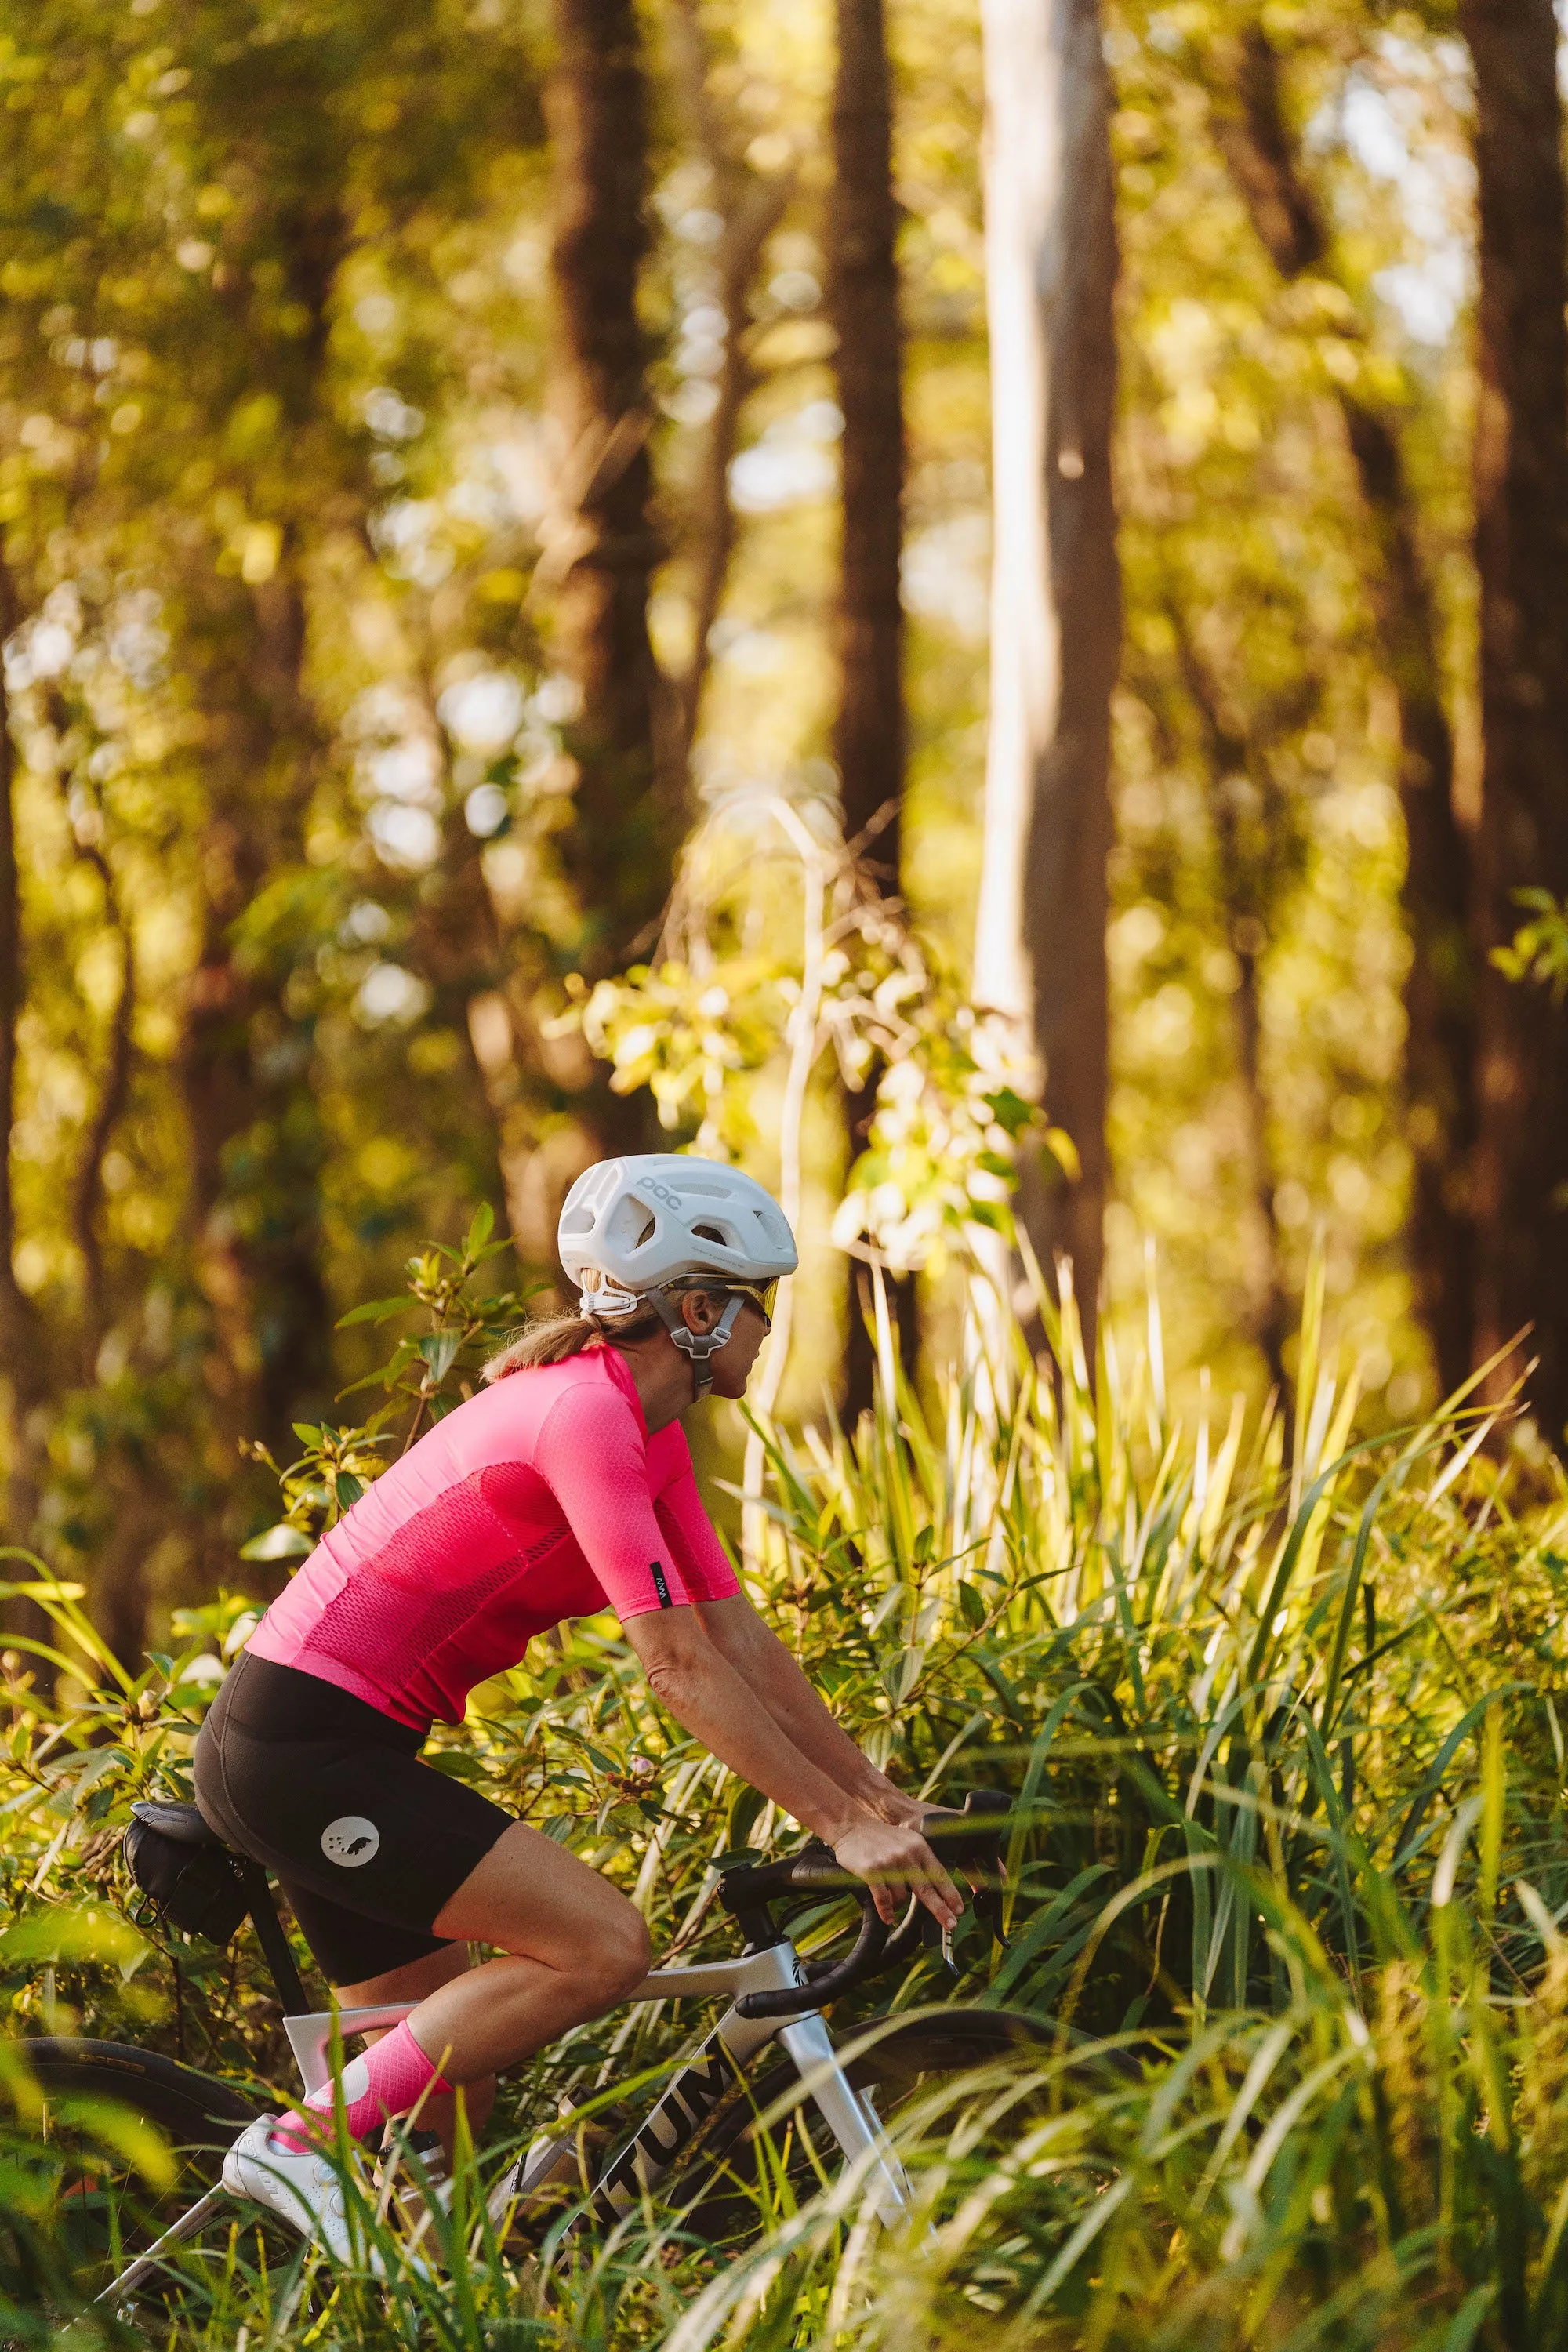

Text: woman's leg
xmin=331 ymin=1941 xmax=493 ymax=2159
xmin=396 ymin=1822 xmax=652 ymax=2085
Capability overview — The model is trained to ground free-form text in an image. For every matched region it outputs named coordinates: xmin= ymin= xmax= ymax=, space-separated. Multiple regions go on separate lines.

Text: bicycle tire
xmin=15 ymin=2037 xmax=265 ymax=2307
xmin=670 ymin=2006 xmax=1055 ymax=2247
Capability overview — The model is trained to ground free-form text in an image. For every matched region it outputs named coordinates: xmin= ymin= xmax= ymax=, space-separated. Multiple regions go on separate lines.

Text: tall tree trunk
xmin=543 ymin=0 xmax=672 ymax=972
xmin=0 ymin=555 xmax=51 ymax=1603
xmin=1204 ymin=16 xmax=1478 ymax=1403
xmin=666 ymin=0 xmax=791 ymax=759
xmin=57 ymin=792 xmax=136 ymax=1377
xmin=1461 ymin=0 xmax=1568 ymax=1441
xmin=830 ymin=0 xmax=906 ymax=886
xmin=1168 ymin=613 xmax=1290 ymax=1399
xmin=530 ymin=0 xmax=674 ymax=1265
xmin=975 ymin=0 xmax=1120 ymax=1358
xmin=181 ymin=554 xmax=332 ymax=1475
xmin=676 ymin=171 xmax=789 ymax=754
xmin=181 ymin=194 xmax=349 ymax=1477
xmin=829 ymin=0 xmax=916 ymax=1417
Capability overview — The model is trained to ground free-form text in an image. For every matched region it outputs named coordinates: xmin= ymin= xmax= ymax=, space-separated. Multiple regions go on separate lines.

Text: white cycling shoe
xmin=223 ymin=2118 xmax=357 ymax=2263
xmin=223 ymin=2118 xmax=439 ymax=2279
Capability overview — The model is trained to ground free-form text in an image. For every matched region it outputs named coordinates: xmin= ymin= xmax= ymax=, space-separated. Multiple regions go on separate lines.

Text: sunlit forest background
xmin=5 ymin=3 xmax=1568 ymax=2343
xmin=1 ymin=0 xmax=1565 ymax=1658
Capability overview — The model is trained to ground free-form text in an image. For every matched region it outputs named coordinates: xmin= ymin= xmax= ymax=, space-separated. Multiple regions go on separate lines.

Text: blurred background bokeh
xmin=1 ymin=0 xmax=1564 ymax=1661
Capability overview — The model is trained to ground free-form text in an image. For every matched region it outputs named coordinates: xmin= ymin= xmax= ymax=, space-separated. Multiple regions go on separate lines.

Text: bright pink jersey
xmin=246 ymin=1345 xmax=739 ymax=1730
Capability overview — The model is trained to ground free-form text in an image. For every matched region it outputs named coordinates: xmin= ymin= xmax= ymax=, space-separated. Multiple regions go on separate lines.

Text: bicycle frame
xmin=282 ymin=1932 xmax=914 ymax=2231
xmin=101 ymin=1923 xmax=918 ymax=2307
xmin=104 ymin=1788 xmax=1022 ymax=2309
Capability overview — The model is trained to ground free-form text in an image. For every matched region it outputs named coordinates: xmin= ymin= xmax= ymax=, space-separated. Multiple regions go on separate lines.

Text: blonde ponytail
xmin=482 ymin=1305 xmax=662 ymax=1381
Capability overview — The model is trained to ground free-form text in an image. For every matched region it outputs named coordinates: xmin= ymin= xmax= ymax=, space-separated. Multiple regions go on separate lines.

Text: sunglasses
xmin=726 ymin=1280 xmax=779 ymax=1330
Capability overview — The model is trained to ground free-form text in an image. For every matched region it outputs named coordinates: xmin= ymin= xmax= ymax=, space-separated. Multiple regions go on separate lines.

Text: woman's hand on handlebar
xmin=831 ymin=1816 xmax=964 ymax=1930
xmin=868 ymin=1786 xmax=959 ymax=1835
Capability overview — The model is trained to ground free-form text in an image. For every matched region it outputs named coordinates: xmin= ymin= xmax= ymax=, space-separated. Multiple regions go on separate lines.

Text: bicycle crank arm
xmin=96 ymin=2180 xmax=232 ymax=2307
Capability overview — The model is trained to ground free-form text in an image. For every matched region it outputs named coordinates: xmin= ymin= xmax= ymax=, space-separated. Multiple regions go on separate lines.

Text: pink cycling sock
xmin=272 ymin=2019 xmax=451 ymax=2154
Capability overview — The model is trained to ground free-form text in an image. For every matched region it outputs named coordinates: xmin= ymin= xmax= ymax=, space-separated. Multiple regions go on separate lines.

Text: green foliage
xmin=0 ymin=0 xmax=1497 ymax=1636
xmin=571 ymin=797 xmax=1051 ymax=1278
xmin=1098 ymin=0 xmax=1472 ymax=1413
xmin=0 ymin=0 xmax=1559 ymax=2339
xmin=1493 ymin=892 xmax=1568 ymax=1004
xmin=242 ymin=1203 xmax=539 ymax=1559
xmin=0 ymin=0 xmax=556 ymax=1600
xmin=2 ymin=1241 xmax=1568 ymax=2341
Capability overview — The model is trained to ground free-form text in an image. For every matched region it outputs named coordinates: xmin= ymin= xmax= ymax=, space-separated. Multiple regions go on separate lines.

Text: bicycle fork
xmin=771 ymin=2012 xmax=913 ymax=2220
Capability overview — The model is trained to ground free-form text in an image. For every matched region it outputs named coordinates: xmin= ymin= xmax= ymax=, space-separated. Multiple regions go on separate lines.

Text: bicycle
xmin=19 ymin=1789 xmax=1053 ymax=2309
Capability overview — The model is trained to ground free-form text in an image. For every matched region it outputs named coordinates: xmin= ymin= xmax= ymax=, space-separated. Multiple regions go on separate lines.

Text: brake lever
xmin=917 ymin=1790 xmax=1013 ymax=1954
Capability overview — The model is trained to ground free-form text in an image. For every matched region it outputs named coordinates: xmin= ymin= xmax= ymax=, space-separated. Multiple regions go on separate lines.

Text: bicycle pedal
xmin=376 ymin=2127 xmax=448 ymax=2189
xmin=374 ymin=2125 xmax=452 ymax=2239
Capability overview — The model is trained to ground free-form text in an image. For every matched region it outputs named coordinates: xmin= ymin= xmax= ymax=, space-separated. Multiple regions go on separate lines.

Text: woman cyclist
xmin=194 ymin=1154 xmax=962 ymax=2252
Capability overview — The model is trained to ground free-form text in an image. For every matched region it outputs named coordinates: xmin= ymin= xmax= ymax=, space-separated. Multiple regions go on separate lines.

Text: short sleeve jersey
xmin=245 ymin=1345 xmax=739 ymax=1730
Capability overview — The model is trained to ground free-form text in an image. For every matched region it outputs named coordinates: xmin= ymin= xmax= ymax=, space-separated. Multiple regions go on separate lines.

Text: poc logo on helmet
xmin=635 ymin=1176 xmax=688 ymax=1214
xmin=321 ymin=1815 xmax=380 ymax=1867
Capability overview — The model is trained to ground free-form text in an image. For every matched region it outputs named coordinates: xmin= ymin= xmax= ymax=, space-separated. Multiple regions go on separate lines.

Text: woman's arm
xmin=694 ymin=1594 xmax=929 ymax=1828
xmin=650 ymin=1447 xmax=930 ymax=1828
xmin=622 ymin=1606 xmax=960 ymax=1927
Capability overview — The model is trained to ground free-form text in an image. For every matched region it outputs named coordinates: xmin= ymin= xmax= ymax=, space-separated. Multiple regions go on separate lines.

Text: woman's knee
xmin=582 ymin=1905 xmax=653 ymax=2005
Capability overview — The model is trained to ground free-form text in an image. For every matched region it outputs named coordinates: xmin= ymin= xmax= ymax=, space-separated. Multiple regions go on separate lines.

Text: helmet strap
xmin=646 ymin=1287 xmax=746 ymax=1399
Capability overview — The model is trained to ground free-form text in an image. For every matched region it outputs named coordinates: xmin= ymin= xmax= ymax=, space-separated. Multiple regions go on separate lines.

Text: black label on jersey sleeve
xmin=651 ymin=1559 xmax=672 ymax=1608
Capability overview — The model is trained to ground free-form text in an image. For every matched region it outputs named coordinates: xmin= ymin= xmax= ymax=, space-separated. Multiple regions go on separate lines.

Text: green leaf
xmin=985 ymin=1086 xmax=1036 ymax=1138
xmin=423 ymin=1751 xmax=489 ymax=1783
xmin=958 ymin=1580 xmax=988 ymax=1628
xmin=2 ymin=1907 xmax=146 ymax=1969
xmin=710 ymin=1846 xmax=768 ymax=1872
xmin=336 ymin=1298 xmax=412 ymax=1328
xmin=726 ymin=1784 xmax=766 ymax=1852
xmin=291 ymin=1422 xmax=323 ymax=1447
xmin=334 ymin=1472 xmax=365 ymax=1510
xmin=336 ymin=1345 xmax=419 ymax=1399
xmin=419 ymin=1329 xmax=463 ymax=1384
xmin=463 ymin=1202 xmax=495 ymax=1258
xmin=240 ymin=1524 xmax=314 ymax=1563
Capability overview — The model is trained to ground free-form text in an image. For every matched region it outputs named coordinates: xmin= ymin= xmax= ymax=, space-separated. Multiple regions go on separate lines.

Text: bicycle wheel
xmin=15 ymin=2037 xmax=268 ymax=2310
xmin=672 ymin=2007 xmax=1057 ymax=2247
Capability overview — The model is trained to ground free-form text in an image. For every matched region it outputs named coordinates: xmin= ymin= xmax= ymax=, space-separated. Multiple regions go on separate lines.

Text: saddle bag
xmin=123 ymin=1813 xmax=250 ymax=1945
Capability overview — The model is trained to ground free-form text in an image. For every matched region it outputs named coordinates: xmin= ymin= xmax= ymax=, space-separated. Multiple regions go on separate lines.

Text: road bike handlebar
xmin=727 ymin=1789 xmax=1011 ymax=2020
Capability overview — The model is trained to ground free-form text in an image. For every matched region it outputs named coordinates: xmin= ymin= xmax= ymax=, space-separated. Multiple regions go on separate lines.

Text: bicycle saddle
xmin=129 ymin=1799 xmax=229 ymax=1849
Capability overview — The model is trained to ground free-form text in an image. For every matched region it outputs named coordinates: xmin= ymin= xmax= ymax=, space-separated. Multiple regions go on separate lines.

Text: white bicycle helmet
xmin=557 ymin=1156 xmax=798 ymax=1395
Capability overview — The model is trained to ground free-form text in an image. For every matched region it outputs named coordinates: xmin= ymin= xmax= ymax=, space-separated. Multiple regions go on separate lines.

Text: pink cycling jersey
xmin=246 ymin=1343 xmax=739 ymax=1730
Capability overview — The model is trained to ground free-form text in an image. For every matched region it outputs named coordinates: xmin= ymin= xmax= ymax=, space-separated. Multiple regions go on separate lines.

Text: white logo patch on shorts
xmin=321 ymin=1815 xmax=380 ymax=1867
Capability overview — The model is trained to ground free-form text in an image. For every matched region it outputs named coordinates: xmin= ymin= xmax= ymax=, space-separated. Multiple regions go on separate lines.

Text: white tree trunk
xmin=975 ymin=0 xmax=1121 ymax=1352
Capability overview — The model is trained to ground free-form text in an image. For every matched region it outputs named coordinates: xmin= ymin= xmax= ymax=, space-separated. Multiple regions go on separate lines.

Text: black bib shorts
xmin=193 ymin=1653 xmax=514 ymax=1987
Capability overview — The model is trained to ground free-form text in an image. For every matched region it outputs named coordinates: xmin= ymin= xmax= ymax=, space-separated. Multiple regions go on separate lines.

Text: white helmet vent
xmin=558 ymin=1154 xmax=798 ymax=1306
xmin=605 ymin=1195 xmax=658 ymax=1253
